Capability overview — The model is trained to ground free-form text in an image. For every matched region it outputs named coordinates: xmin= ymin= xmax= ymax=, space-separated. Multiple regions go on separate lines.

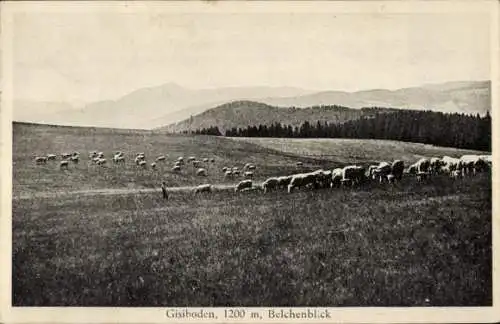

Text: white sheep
xmin=194 ymin=184 xmax=212 ymax=194
xmin=60 ymin=160 xmax=69 ymax=169
xmin=235 ymin=180 xmax=252 ymax=192
xmin=35 ymin=156 xmax=48 ymax=164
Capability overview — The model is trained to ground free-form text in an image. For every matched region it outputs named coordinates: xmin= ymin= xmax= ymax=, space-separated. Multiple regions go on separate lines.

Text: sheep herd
xmin=33 ymin=150 xmax=491 ymax=197
xmin=256 ymin=154 xmax=491 ymax=194
xmin=193 ymin=153 xmax=491 ymax=196
xmin=32 ymin=150 xmax=254 ymax=179
xmin=35 ymin=151 xmax=80 ymax=169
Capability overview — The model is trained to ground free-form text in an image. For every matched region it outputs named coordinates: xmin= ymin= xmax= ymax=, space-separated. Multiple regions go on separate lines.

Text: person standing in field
xmin=161 ymin=182 xmax=168 ymax=200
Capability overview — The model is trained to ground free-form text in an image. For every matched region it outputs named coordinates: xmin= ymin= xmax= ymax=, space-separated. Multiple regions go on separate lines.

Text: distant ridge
xmin=13 ymin=80 xmax=490 ymax=129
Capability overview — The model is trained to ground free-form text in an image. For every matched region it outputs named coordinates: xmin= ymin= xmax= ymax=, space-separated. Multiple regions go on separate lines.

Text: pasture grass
xmin=232 ymin=137 xmax=489 ymax=165
xmin=12 ymin=173 xmax=492 ymax=306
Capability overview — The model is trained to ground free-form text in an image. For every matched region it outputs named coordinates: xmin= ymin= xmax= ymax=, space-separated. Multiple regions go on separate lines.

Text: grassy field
xmin=11 ymin=122 xmax=492 ymax=306
xmin=232 ymin=137 xmax=488 ymax=165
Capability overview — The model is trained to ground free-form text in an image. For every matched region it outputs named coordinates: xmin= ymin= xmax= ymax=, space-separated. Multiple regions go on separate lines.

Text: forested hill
xmin=162 ymin=100 xmax=399 ymax=133
xmin=194 ymin=110 xmax=491 ymax=152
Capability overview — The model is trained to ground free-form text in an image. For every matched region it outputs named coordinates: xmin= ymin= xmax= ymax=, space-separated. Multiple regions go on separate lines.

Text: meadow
xmin=232 ymin=137 xmax=487 ymax=165
xmin=11 ymin=122 xmax=492 ymax=306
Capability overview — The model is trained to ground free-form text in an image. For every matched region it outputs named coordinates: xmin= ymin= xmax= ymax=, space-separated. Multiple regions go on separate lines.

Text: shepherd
xmin=161 ymin=182 xmax=168 ymax=200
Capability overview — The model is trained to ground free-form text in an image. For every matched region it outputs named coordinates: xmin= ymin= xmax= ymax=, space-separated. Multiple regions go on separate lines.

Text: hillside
xmin=161 ymin=101 xmax=398 ymax=134
xmin=12 ymin=80 xmax=490 ymax=130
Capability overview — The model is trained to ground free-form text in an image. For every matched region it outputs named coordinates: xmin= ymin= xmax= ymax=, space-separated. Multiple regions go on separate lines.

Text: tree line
xmin=192 ymin=110 xmax=491 ymax=151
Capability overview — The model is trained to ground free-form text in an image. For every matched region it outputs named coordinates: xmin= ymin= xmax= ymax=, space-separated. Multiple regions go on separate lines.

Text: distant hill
xmin=160 ymin=100 xmax=399 ymax=134
xmin=12 ymin=80 xmax=490 ymax=129
xmin=12 ymin=84 xmax=313 ymax=129
xmin=258 ymin=80 xmax=490 ymax=115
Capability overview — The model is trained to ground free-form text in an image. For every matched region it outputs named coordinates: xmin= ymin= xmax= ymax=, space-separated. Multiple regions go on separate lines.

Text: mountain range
xmin=12 ymin=80 xmax=490 ymax=130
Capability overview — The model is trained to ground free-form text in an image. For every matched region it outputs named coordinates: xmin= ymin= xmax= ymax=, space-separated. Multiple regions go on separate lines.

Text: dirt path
xmin=13 ymin=182 xmax=263 ymax=200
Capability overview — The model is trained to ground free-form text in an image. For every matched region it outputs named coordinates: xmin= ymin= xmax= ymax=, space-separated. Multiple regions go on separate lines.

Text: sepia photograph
xmin=1 ymin=0 xmax=498 ymax=322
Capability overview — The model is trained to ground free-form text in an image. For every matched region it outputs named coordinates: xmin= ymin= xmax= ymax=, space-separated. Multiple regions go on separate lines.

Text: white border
xmin=1 ymin=1 xmax=498 ymax=323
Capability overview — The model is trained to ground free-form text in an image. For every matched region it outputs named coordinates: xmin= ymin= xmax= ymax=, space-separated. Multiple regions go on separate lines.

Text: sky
xmin=9 ymin=2 xmax=493 ymax=104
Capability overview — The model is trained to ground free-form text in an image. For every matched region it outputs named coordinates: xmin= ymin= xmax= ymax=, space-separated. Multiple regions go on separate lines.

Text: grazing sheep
xmin=331 ymin=168 xmax=343 ymax=188
xmin=97 ymin=158 xmax=107 ymax=166
xmin=60 ymin=160 xmax=69 ymax=169
xmin=194 ymin=184 xmax=212 ymax=194
xmin=441 ymin=156 xmax=460 ymax=175
xmin=35 ymin=156 xmax=48 ymax=164
xmin=203 ymin=158 xmax=209 ymax=162
xmin=92 ymin=157 xmax=101 ymax=164
xmin=89 ymin=151 xmax=98 ymax=158
xmin=196 ymin=168 xmax=207 ymax=176
xmin=409 ymin=158 xmax=431 ymax=175
xmin=366 ymin=165 xmax=378 ymax=179
xmin=210 ymin=158 xmax=215 ymax=163
xmin=139 ymin=160 xmax=147 ymax=167
xmin=222 ymin=167 xmax=228 ymax=172
xmin=232 ymin=167 xmax=239 ymax=171
xmin=262 ymin=177 xmax=279 ymax=193
xmin=156 ymin=156 xmax=166 ymax=162
xmin=450 ymin=170 xmax=462 ymax=179
xmin=416 ymin=171 xmax=429 ymax=182
xmin=235 ymin=180 xmax=252 ymax=192
xmin=387 ymin=174 xmax=396 ymax=184
xmin=70 ymin=155 xmax=79 ymax=163
xmin=460 ymin=155 xmax=489 ymax=176
xmin=233 ymin=170 xmax=241 ymax=176
xmin=193 ymin=160 xmax=202 ymax=168
xmin=187 ymin=156 xmax=196 ymax=163
xmin=244 ymin=163 xmax=256 ymax=170
xmin=151 ymin=162 xmax=157 ymax=169
xmin=391 ymin=160 xmax=405 ymax=181
xmin=113 ymin=155 xmax=125 ymax=163
xmin=47 ymin=154 xmax=57 ymax=161
xmin=244 ymin=171 xmax=254 ymax=178
xmin=341 ymin=165 xmax=366 ymax=186
xmin=430 ymin=157 xmax=444 ymax=174
xmin=225 ymin=170 xmax=233 ymax=177
xmin=97 ymin=152 xmax=105 ymax=158
xmin=177 ymin=156 xmax=184 ymax=164
xmin=61 ymin=152 xmax=71 ymax=159
xmin=372 ymin=162 xmax=392 ymax=183
xmin=288 ymin=172 xmax=317 ymax=193
xmin=172 ymin=165 xmax=181 ymax=172
xmin=276 ymin=175 xmax=293 ymax=189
